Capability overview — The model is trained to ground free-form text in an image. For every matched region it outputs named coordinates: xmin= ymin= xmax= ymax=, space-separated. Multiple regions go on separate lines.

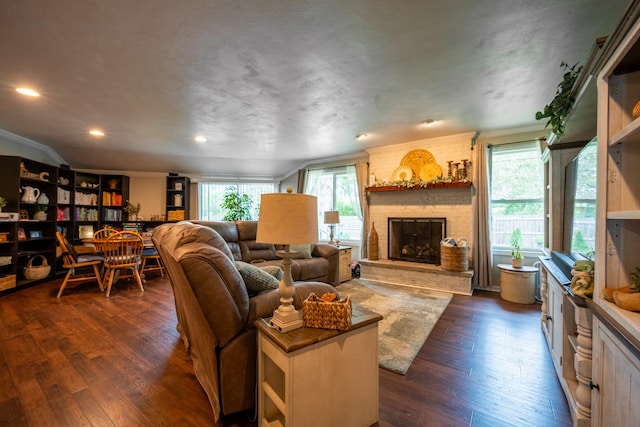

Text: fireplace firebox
xmin=388 ymin=217 xmax=446 ymax=264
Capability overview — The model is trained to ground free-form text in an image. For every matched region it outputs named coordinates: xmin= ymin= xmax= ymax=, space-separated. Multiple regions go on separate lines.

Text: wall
xmin=366 ymin=132 xmax=476 ymax=260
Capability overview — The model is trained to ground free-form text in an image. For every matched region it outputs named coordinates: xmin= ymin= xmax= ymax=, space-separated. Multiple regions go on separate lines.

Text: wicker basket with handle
xmin=23 ymin=255 xmax=51 ymax=280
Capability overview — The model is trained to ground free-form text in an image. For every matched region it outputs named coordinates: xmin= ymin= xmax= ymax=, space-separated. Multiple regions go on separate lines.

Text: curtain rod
xmin=487 ymin=137 xmax=545 ymax=148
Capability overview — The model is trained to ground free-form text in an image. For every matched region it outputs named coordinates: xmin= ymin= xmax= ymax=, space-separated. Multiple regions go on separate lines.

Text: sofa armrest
xmin=312 ymin=243 xmax=339 ymax=258
xmin=312 ymin=244 xmax=340 ymax=285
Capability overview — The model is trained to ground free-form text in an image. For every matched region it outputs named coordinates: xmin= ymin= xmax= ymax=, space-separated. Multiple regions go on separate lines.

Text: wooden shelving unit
xmin=591 ymin=7 xmax=640 ymax=425
xmin=0 ymin=156 xmax=58 ymax=288
xmin=166 ymin=175 xmax=190 ymax=222
xmin=0 ymin=156 xmax=133 ymax=293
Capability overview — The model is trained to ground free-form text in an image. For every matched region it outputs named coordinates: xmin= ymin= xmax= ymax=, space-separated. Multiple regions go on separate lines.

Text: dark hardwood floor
xmin=0 ymin=276 xmax=571 ymax=427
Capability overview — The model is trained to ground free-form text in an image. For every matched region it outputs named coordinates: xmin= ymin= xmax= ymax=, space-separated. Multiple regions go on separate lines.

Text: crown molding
xmin=0 ymin=129 xmax=66 ymax=165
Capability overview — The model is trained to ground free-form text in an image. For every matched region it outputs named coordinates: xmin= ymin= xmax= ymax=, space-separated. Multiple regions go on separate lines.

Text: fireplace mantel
xmin=366 ymin=181 xmax=472 ymax=193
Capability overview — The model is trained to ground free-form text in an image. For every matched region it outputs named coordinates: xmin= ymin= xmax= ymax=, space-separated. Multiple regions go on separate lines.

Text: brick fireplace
xmin=361 ymin=133 xmax=476 ymax=295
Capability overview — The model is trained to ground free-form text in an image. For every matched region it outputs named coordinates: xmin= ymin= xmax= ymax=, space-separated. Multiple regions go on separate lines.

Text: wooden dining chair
xmin=102 ymin=231 xmax=145 ymax=297
xmin=55 ymin=232 xmax=105 ymax=298
xmin=93 ymin=228 xmax=116 ymax=240
xmin=141 ymin=246 xmax=164 ymax=278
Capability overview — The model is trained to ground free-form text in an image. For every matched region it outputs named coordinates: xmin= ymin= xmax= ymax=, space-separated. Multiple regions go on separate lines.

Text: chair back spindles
xmin=103 ymin=231 xmax=145 ymax=297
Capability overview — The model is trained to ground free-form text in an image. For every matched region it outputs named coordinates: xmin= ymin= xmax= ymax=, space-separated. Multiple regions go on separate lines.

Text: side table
xmin=337 ymin=245 xmax=352 ymax=283
xmin=256 ymin=306 xmax=382 ymax=427
xmin=497 ymin=263 xmax=538 ymax=304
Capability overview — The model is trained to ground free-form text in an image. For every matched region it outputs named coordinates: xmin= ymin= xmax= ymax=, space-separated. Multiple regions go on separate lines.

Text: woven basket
xmin=24 ymin=255 xmax=51 ymax=280
xmin=0 ymin=274 xmax=16 ymax=291
xmin=440 ymin=244 xmax=469 ymax=271
xmin=302 ymin=293 xmax=352 ymax=330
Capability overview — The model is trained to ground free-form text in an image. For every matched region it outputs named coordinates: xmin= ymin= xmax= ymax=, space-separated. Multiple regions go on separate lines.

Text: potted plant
xmin=511 ymin=244 xmax=524 ymax=268
xmin=124 ymin=201 xmax=141 ymax=220
xmin=535 ymin=62 xmax=583 ymax=138
xmin=0 ymin=196 xmax=6 ymax=212
xmin=509 ymin=228 xmax=524 ymax=268
xmin=221 ymin=187 xmax=254 ymax=220
xmin=33 ymin=205 xmax=47 ymax=221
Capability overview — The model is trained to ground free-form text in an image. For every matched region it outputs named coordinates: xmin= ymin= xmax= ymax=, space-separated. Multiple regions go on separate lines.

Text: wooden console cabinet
xmin=256 ymin=308 xmax=382 ymax=427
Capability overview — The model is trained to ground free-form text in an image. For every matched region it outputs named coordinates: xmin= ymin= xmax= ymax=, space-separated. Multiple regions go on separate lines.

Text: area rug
xmin=336 ymin=278 xmax=452 ymax=375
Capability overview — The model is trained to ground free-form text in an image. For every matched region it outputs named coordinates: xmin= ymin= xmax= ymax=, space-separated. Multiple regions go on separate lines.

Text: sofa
xmin=196 ymin=220 xmax=340 ymax=284
xmin=152 ymin=221 xmax=338 ymax=421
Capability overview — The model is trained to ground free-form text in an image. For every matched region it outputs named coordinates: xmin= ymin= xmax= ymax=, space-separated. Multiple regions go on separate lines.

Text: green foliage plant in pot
xmin=511 ymin=244 xmax=524 ymax=268
xmin=221 ymin=187 xmax=254 ymax=220
xmin=510 ymin=228 xmax=524 ymax=268
xmin=124 ymin=201 xmax=141 ymax=220
xmin=33 ymin=205 xmax=48 ymax=221
xmin=0 ymin=196 xmax=6 ymax=212
xmin=535 ymin=62 xmax=583 ymax=138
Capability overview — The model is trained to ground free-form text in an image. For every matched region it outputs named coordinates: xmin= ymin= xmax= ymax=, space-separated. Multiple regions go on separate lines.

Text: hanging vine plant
xmin=535 ymin=62 xmax=583 ymax=138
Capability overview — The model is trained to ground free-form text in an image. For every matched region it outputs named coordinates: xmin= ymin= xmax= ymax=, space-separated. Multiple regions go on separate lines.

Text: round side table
xmin=497 ymin=263 xmax=538 ymax=304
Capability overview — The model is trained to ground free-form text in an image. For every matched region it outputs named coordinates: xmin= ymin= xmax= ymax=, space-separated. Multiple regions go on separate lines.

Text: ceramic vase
xmin=368 ymin=222 xmax=379 ymax=260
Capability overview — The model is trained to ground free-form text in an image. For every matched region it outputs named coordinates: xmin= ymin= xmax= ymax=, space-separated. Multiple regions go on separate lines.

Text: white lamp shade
xmin=256 ymin=192 xmax=318 ymax=244
xmin=323 ymin=210 xmax=340 ymax=225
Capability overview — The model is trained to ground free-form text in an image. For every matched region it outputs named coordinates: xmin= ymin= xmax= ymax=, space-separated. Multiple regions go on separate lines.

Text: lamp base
xmin=270 ymin=308 xmax=304 ymax=332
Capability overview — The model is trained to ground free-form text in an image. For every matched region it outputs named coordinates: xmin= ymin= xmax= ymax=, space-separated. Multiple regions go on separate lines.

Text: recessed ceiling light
xmin=89 ymin=129 xmax=105 ymax=137
xmin=355 ymin=133 xmax=368 ymax=140
xmin=194 ymin=135 xmax=207 ymax=143
xmin=15 ymin=87 xmax=40 ymax=97
xmin=421 ymin=119 xmax=439 ymax=126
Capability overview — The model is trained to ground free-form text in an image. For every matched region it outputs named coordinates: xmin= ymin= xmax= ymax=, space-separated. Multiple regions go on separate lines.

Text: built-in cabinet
xmin=540 ymin=256 xmax=593 ymax=426
xmin=592 ymin=5 xmax=640 ymax=425
xmin=166 ymin=175 xmax=190 ymax=222
xmin=540 ymin=6 xmax=640 ymax=425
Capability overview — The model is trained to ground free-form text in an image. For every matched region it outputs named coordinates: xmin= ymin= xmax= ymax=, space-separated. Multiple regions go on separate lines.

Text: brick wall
xmin=366 ymin=132 xmax=476 ymax=260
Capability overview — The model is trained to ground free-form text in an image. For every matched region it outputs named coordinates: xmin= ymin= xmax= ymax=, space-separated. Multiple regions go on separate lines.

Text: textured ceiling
xmin=0 ymin=0 xmax=630 ymax=178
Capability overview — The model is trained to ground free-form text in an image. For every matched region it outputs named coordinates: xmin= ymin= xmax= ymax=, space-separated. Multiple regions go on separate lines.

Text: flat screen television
xmin=563 ymin=138 xmax=597 ymax=258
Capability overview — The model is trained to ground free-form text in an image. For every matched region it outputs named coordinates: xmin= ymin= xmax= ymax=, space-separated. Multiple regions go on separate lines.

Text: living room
xmin=2 ymin=1 xmax=640 ymax=426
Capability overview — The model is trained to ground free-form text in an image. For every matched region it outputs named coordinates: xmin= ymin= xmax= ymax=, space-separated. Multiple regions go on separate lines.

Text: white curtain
xmin=355 ymin=162 xmax=369 ymax=259
xmin=472 ymin=143 xmax=493 ymax=288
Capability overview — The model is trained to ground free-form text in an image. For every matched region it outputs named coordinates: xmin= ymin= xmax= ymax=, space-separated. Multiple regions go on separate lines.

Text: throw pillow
xmin=259 ymin=265 xmax=284 ymax=281
xmin=289 ymin=244 xmax=312 ymax=259
xmin=235 ymin=261 xmax=280 ymax=294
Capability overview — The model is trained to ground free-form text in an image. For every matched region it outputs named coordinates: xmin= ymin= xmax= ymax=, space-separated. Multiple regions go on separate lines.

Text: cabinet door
xmin=592 ymin=317 xmax=640 ymax=427
xmin=547 ymin=279 xmax=564 ymax=373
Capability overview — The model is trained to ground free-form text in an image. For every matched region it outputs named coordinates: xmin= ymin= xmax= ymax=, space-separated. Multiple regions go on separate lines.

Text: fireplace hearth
xmin=388 ymin=217 xmax=446 ymax=264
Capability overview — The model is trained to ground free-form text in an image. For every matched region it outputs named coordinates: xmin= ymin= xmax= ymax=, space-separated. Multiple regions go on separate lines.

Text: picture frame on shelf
xmin=17 ymin=228 xmax=26 ymax=240
xmin=28 ymin=230 xmax=42 ymax=239
xmin=78 ymin=225 xmax=94 ymax=239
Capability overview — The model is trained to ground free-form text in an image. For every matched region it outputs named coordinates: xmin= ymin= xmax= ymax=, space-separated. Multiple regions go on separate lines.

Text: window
xmin=198 ymin=182 xmax=278 ymax=221
xmin=304 ymin=165 xmax=362 ymax=242
xmin=490 ymin=141 xmax=544 ymax=251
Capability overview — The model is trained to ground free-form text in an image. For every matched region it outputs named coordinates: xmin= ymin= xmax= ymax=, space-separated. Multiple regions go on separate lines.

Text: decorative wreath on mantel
xmin=369 ymin=149 xmax=471 ymax=188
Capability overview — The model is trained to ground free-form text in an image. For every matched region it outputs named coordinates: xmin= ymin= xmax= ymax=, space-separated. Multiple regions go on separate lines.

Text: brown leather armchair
xmin=152 ymin=222 xmax=337 ymax=421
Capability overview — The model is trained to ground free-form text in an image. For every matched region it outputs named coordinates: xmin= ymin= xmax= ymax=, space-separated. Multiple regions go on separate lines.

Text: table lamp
xmin=256 ymin=188 xmax=318 ymax=332
xmin=324 ymin=210 xmax=340 ymax=246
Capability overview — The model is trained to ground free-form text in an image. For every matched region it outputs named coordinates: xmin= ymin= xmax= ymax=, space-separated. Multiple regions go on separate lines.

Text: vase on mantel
xmin=368 ymin=222 xmax=379 ymax=261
